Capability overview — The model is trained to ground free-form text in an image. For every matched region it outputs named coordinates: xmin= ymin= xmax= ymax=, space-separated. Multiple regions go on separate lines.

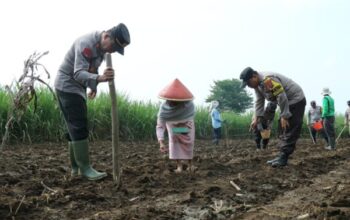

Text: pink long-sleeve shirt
xmin=156 ymin=118 xmax=195 ymax=160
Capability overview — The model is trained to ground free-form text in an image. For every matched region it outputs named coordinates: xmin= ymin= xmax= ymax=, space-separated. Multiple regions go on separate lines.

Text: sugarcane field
xmin=1 ymin=1 xmax=350 ymax=220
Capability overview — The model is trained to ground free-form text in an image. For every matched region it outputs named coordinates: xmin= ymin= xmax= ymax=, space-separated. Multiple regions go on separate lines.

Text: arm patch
xmin=264 ymin=78 xmax=284 ymax=96
xmin=82 ymin=48 xmax=92 ymax=59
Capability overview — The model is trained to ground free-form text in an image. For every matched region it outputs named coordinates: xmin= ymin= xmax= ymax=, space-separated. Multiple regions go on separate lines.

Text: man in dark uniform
xmin=54 ymin=23 xmax=130 ymax=180
xmin=240 ymin=67 xmax=306 ymax=167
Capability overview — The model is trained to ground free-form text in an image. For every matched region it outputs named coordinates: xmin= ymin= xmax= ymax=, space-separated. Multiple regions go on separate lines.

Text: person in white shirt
xmin=307 ymin=101 xmax=328 ymax=145
xmin=344 ymin=100 xmax=350 ymax=136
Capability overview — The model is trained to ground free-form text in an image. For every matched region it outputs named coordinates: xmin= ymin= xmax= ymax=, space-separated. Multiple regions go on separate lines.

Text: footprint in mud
xmin=137 ymin=175 xmax=155 ymax=184
xmin=330 ymin=198 xmax=350 ymax=208
xmin=203 ymin=186 xmax=222 ymax=195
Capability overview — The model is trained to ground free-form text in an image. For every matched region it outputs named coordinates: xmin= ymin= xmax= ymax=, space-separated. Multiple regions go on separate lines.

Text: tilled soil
xmin=0 ymin=138 xmax=349 ymax=219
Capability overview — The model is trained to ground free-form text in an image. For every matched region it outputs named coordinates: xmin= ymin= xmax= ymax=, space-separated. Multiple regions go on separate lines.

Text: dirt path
xmin=0 ymin=139 xmax=349 ymax=219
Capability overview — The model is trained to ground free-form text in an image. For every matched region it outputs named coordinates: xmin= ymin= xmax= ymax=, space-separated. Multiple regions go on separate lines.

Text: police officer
xmin=240 ymin=67 xmax=306 ymax=167
xmin=54 ymin=23 xmax=130 ymax=180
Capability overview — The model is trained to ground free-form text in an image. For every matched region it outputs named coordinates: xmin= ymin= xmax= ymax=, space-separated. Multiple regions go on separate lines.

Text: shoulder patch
xmin=263 ymin=78 xmax=273 ymax=90
xmin=82 ymin=48 xmax=92 ymax=59
xmin=263 ymin=77 xmax=284 ymax=96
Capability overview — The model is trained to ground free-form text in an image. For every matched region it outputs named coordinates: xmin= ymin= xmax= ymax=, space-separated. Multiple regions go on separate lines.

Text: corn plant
xmin=1 ymin=51 xmax=54 ymax=149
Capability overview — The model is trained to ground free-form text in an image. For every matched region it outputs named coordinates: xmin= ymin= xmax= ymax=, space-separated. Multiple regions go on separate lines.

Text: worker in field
xmin=240 ymin=67 xmax=306 ymax=167
xmin=321 ymin=88 xmax=336 ymax=150
xmin=344 ymin=100 xmax=350 ymax=137
xmin=54 ymin=23 xmax=130 ymax=180
xmin=307 ymin=101 xmax=328 ymax=145
xmin=156 ymin=78 xmax=196 ymax=173
xmin=210 ymin=100 xmax=223 ymax=145
xmin=251 ymin=101 xmax=277 ymax=150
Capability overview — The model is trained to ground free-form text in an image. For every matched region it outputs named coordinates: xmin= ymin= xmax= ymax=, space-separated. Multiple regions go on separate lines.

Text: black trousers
xmin=323 ymin=116 xmax=336 ymax=148
xmin=278 ymin=98 xmax=306 ymax=155
xmin=56 ymin=90 xmax=88 ymax=141
xmin=310 ymin=127 xmax=328 ymax=144
xmin=213 ymin=127 xmax=222 ymax=140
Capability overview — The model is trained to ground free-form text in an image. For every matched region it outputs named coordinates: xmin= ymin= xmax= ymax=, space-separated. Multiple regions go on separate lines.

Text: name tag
xmin=172 ymin=127 xmax=189 ymax=134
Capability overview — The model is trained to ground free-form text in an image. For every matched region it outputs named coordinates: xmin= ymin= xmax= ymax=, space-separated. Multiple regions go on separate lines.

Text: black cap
xmin=108 ymin=23 xmax=130 ymax=55
xmin=239 ymin=67 xmax=256 ymax=88
xmin=347 ymin=100 xmax=350 ymax=105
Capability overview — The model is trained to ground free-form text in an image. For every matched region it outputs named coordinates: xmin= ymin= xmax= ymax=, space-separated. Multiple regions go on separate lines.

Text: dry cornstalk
xmin=9 ymin=195 xmax=26 ymax=218
xmin=14 ymin=195 xmax=26 ymax=216
xmin=40 ymin=181 xmax=58 ymax=194
xmin=1 ymin=51 xmax=54 ymax=149
xmin=211 ymin=200 xmax=223 ymax=213
xmin=230 ymin=180 xmax=241 ymax=191
xmin=297 ymin=213 xmax=310 ymax=219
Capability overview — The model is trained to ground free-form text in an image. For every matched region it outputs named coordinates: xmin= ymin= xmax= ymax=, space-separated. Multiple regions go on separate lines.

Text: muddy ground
xmin=0 ymin=138 xmax=349 ymax=220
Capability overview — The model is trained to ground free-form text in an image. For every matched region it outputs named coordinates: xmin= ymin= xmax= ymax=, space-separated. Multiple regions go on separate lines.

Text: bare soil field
xmin=0 ymin=138 xmax=349 ymax=219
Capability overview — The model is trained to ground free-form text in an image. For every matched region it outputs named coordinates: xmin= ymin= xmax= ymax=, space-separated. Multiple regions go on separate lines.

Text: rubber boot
xmin=324 ymin=146 xmax=333 ymax=150
xmin=266 ymin=156 xmax=280 ymax=165
xmin=255 ymin=139 xmax=261 ymax=151
xmin=262 ymin=139 xmax=269 ymax=149
xmin=72 ymin=139 xmax=107 ymax=181
xmin=68 ymin=141 xmax=79 ymax=176
xmin=271 ymin=152 xmax=288 ymax=167
xmin=324 ymin=137 xmax=336 ymax=150
xmin=329 ymin=137 xmax=336 ymax=150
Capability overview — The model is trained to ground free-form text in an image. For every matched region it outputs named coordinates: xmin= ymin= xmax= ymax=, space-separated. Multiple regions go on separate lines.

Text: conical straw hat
xmin=158 ymin=78 xmax=194 ymax=101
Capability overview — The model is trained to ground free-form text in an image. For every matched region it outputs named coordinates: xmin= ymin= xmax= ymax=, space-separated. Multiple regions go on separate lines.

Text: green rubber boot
xmin=72 ymin=139 xmax=107 ymax=181
xmin=68 ymin=141 xmax=79 ymax=176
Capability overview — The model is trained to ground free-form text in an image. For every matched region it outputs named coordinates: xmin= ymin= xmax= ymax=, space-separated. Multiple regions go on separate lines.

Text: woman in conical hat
xmin=156 ymin=78 xmax=196 ymax=173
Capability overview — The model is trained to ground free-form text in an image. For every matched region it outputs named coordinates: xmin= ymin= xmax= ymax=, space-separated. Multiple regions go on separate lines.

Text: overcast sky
xmin=0 ymin=0 xmax=349 ymax=113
